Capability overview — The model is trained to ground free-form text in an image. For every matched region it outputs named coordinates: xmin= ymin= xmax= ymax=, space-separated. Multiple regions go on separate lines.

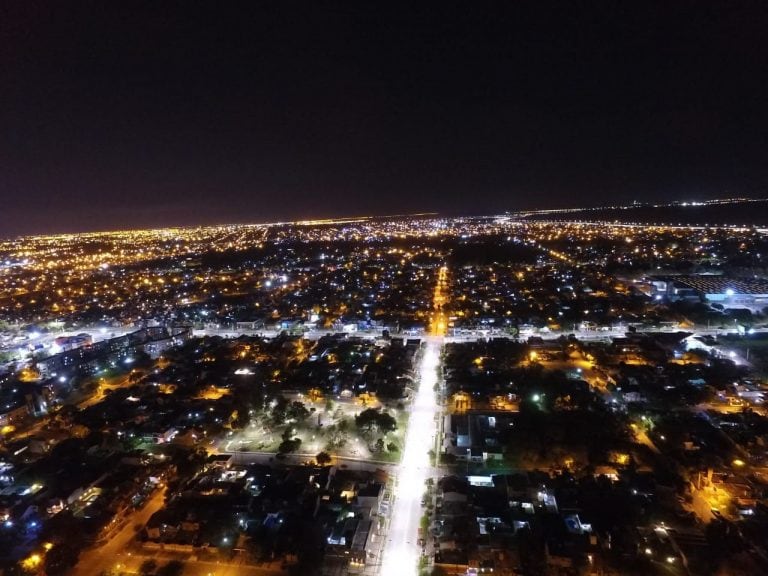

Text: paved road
xmin=380 ymin=340 xmax=441 ymax=576
xmin=97 ymin=553 xmax=285 ymax=576
xmin=71 ymin=487 xmax=167 ymax=576
xmin=70 ymin=487 xmax=286 ymax=576
xmin=194 ymin=326 xmax=758 ymax=343
xmin=222 ymin=449 xmax=397 ymax=472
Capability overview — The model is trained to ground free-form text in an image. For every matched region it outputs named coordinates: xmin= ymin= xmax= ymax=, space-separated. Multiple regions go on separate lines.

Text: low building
xmin=650 ymin=275 xmax=768 ymax=310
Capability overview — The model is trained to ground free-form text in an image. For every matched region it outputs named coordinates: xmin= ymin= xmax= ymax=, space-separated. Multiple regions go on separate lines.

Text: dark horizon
xmin=3 ymin=2 xmax=768 ymax=236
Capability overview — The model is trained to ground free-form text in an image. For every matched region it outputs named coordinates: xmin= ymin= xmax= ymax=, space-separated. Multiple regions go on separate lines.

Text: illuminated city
xmin=3 ymin=3 xmax=768 ymax=576
xmin=0 ymin=207 xmax=768 ymax=576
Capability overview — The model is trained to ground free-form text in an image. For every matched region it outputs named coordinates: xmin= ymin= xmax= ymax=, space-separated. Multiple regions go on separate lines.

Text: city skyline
xmin=1 ymin=196 xmax=767 ymax=240
xmin=3 ymin=3 xmax=768 ymax=575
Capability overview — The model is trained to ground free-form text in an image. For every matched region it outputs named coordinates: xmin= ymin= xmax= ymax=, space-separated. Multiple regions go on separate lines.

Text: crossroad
xmin=37 ymin=316 xmax=763 ymax=576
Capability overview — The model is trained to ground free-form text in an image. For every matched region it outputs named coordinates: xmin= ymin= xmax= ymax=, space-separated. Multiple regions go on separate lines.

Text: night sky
xmin=2 ymin=2 xmax=768 ymax=235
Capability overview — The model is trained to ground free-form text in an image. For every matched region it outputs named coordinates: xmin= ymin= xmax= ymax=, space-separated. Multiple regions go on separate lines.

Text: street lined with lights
xmin=382 ymin=265 xmax=448 ymax=575
xmin=381 ymin=339 xmax=441 ymax=576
